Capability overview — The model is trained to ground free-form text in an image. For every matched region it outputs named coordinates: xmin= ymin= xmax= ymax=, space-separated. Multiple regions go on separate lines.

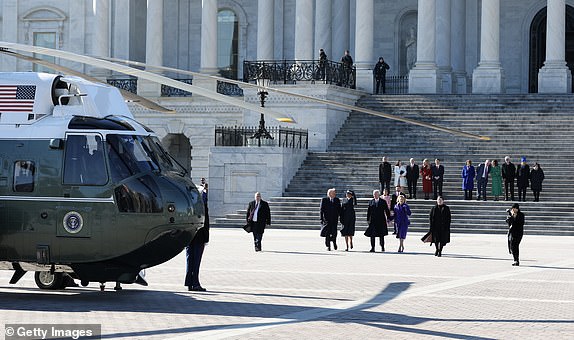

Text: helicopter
xmin=0 ymin=71 xmax=205 ymax=290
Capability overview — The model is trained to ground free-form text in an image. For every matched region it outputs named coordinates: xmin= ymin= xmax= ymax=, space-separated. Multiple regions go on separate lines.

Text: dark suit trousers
xmin=505 ymin=179 xmax=515 ymax=200
xmin=433 ymin=181 xmax=443 ymax=199
xmin=253 ymin=232 xmax=263 ymax=250
xmin=508 ymin=234 xmax=522 ymax=262
xmin=370 ymin=236 xmax=385 ymax=250
xmin=381 ymin=180 xmax=390 ymax=193
xmin=407 ymin=179 xmax=417 ymax=198
xmin=518 ymin=186 xmax=527 ymax=201
xmin=477 ymin=178 xmax=487 ymax=200
xmin=185 ymin=239 xmax=205 ymax=288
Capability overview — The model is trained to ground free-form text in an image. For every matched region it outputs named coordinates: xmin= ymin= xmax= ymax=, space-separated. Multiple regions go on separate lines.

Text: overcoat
xmin=365 ymin=199 xmax=391 ymax=237
xmin=516 ymin=164 xmax=531 ymax=188
xmin=420 ymin=166 xmax=433 ymax=193
xmin=429 ymin=204 xmax=451 ymax=245
xmin=394 ymin=203 xmax=412 ymax=239
xmin=320 ymin=196 xmax=341 ymax=237
xmin=530 ymin=167 xmax=545 ymax=191
xmin=340 ymin=197 xmax=356 ymax=236
xmin=461 ymin=165 xmax=475 ymax=190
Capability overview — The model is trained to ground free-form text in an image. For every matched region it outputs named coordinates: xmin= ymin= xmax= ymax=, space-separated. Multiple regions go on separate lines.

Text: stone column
xmin=257 ymin=0 xmax=274 ymax=60
xmin=200 ymin=0 xmax=219 ymax=74
xmin=538 ymin=0 xmax=572 ymax=93
xmin=451 ymin=0 xmax=467 ymax=93
xmin=436 ymin=0 xmax=452 ymax=93
xmin=354 ymin=0 xmax=374 ymax=92
xmin=138 ymin=0 xmax=163 ymax=97
xmin=92 ymin=0 xmax=110 ymax=77
xmin=472 ymin=0 xmax=505 ymax=93
xmin=409 ymin=0 xmax=439 ymax=93
xmin=295 ymin=0 xmax=314 ymax=60
xmin=314 ymin=0 xmax=332 ymax=58
xmin=332 ymin=0 xmax=350 ymax=61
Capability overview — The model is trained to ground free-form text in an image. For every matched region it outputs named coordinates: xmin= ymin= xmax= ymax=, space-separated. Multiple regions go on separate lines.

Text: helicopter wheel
xmin=34 ymin=271 xmax=65 ymax=290
xmin=81 ymin=280 xmax=89 ymax=287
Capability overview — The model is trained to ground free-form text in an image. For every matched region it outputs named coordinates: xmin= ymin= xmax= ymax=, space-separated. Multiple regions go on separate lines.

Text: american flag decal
xmin=0 ymin=85 xmax=36 ymax=113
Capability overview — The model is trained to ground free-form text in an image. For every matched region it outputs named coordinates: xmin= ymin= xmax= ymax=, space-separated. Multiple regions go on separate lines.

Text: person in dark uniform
xmin=429 ymin=196 xmax=451 ymax=257
xmin=506 ymin=203 xmax=525 ymax=266
xmin=340 ymin=190 xmax=356 ymax=251
xmin=340 ymin=50 xmax=354 ymax=87
xmin=379 ymin=156 xmax=392 ymax=193
xmin=502 ymin=156 xmax=516 ymax=201
xmin=406 ymin=158 xmax=419 ymax=199
xmin=373 ymin=57 xmax=390 ymax=94
xmin=365 ymin=189 xmax=391 ymax=252
xmin=185 ymin=183 xmax=210 ymax=292
xmin=318 ymin=48 xmax=328 ymax=81
xmin=246 ymin=192 xmax=271 ymax=252
xmin=320 ymin=188 xmax=341 ymax=251
xmin=431 ymin=158 xmax=445 ymax=200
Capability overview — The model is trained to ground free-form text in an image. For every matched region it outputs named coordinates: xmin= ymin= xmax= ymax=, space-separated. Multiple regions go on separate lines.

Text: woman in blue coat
xmin=394 ymin=195 xmax=411 ymax=253
xmin=461 ymin=160 xmax=475 ymax=200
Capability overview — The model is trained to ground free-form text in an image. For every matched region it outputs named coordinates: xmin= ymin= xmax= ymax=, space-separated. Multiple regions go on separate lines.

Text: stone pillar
xmin=200 ymin=0 xmax=219 ymax=74
xmin=314 ymin=0 xmax=332 ymax=58
xmin=451 ymin=0 xmax=467 ymax=93
xmin=138 ymin=0 xmax=163 ymax=97
xmin=409 ymin=0 xmax=439 ymax=93
xmin=257 ymin=0 xmax=274 ymax=60
xmin=92 ymin=0 xmax=110 ymax=77
xmin=538 ymin=0 xmax=572 ymax=93
xmin=332 ymin=0 xmax=350 ymax=61
xmin=436 ymin=0 xmax=452 ymax=93
xmin=354 ymin=0 xmax=374 ymax=92
xmin=295 ymin=0 xmax=314 ymax=61
xmin=472 ymin=0 xmax=505 ymax=93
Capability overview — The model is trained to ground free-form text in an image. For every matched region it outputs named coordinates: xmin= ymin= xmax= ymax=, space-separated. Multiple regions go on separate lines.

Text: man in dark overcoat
xmin=320 ymin=188 xmax=341 ymax=251
xmin=246 ymin=192 xmax=271 ymax=252
xmin=506 ymin=203 xmax=525 ymax=266
xmin=502 ymin=156 xmax=516 ymax=201
xmin=406 ymin=158 xmax=420 ymax=199
xmin=516 ymin=157 xmax=530 ymax=202
xmin=379 ymin=156 xmax=392 ymax=193
xmin=365 ymin=189 xmax=391 ymax=252
xmin=373 ymin=57 xmax=390 ymax=94
xmin=429 ymin=196 xmax=451 ymax=257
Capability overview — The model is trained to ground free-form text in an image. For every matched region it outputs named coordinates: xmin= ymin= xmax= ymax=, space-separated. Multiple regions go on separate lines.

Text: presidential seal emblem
xmin=63 ymin=211 xmax=84 ymax=234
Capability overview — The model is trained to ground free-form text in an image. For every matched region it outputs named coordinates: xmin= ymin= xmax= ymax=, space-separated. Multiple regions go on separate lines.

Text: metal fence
xmin=372 ymin=75 xmax=410 ymax=95
xmin=243 ymin=60 xmax=356 ymax=89
xmin=215 ymin=125 xmax=308 ymax=149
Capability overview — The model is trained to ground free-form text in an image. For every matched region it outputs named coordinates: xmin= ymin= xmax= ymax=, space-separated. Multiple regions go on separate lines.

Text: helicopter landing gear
xmin=99 ymin=282 xmax=105 ymax=291
xmin=34 ymin=271 xmax=64 ymax=290
xmin=114 ymin=282 xmax=122 ymax=291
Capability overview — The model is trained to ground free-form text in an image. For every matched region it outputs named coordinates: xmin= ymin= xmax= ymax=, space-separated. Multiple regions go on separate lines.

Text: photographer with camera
xmin=506 ymin=203 xmax=525 ymax=266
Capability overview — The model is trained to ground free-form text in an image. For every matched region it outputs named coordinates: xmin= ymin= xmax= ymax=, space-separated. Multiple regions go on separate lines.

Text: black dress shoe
xmin=369 ymin=248 xmax=375 ymax=252
xmin=191 ymin=286 xmax=207 ymax=291
xmin=333 ymin=243 xmax=338 ymax=250
xmin=512 ymin=262 xmax=519 ymax=266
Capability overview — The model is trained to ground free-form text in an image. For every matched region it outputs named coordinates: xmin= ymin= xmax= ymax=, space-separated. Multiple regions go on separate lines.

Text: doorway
xmin=529 ymin=5 xmax=574 ymax=93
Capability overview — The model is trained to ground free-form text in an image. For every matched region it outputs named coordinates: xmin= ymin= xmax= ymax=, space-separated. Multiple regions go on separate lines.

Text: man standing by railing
xmin=318 ymin=48 xmax=328 ymax=82
xmin=373 ymin=57 xmax=390 ymax=94
xmin=340 ymin=50 xmax=354 ymax=87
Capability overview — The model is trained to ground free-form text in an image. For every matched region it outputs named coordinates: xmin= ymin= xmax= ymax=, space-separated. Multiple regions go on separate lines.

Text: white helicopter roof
xmin=0 ymin=72 xmax=132 ymax=126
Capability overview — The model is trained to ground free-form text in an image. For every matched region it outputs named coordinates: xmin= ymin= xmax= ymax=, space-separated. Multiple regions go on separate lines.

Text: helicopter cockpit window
xmin=63 ymin=134 xmax=108 ymax=185
xmin=107 ymin=135 xmax=160 ymax=182
xmin=13 ymin=161 xmax=35 ymax=192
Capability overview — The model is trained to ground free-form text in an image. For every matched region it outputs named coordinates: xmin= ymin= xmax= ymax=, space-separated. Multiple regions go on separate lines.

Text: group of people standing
xmin=462 ymin=156 xmax=544 ymax=202
xmin=379 ymin=157 xmax=444 ymax=201
xmin=320 ymin=187 xmax=451 ymax=255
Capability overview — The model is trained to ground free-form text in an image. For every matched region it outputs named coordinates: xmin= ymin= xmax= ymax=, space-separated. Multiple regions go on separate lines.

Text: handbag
xmin=421 ymin=230 xmax=432 ymax=243
xmin=243 ymin=223 xmax=252 ymax=233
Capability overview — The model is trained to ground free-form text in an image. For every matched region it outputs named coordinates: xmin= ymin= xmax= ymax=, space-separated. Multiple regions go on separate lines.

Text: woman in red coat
xmin=420 ymin=159 xmax=433 ymax=200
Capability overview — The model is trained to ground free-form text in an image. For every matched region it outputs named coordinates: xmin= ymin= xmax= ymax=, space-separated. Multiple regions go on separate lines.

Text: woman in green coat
xmin=491 ymin=159 xmax=503 ymax=201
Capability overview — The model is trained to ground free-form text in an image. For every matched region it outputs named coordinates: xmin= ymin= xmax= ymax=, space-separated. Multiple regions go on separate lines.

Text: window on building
xmin=14 ymin=161 xmax=35 ymax=192
xmin=33 ymin=32 xmax=57 ymax=73
xmin=217 ymin=10 xmax=239 ymax=79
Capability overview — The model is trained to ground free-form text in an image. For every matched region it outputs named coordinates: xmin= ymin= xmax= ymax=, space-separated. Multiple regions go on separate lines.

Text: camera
xmin=506 ymin=208 xmax=511 ymax=215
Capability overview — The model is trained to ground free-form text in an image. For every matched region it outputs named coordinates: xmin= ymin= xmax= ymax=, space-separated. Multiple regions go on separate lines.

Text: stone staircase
xmin=214 ymin=94 xmax=574 ymax=236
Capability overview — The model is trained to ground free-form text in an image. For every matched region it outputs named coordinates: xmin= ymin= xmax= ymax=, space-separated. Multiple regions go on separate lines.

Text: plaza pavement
xmin=1 ymin=228 xmax=573 ymax=339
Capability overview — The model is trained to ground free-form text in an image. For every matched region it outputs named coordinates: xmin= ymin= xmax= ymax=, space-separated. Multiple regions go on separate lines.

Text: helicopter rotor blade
xmin=0 ymin=50 xmax=175 ymax=114
xmin=97 ymin=56 xmax=490 ymax=141
xmin=0 ymin=42 xmax=296 ymax=124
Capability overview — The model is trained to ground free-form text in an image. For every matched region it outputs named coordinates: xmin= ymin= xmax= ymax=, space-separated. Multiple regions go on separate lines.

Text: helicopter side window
xmin=63 ymin=134 xmax=108 ymax=185
xmin=13 ymin=161 xmax=35 ymax=192
xmin=107 ymin=135 xmax=160 ymax=182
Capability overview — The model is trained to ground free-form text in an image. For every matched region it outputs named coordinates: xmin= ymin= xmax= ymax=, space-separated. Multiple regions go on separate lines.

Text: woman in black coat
xmin=340 ymin=190 xmax=356 ymax=251
xmin=365 ymin=189 xmax=391 ymax=252
xmin=429 ymin=196 xmax=451 ymax=257
xmin=530 ymin=162 xmax=545 ymax=202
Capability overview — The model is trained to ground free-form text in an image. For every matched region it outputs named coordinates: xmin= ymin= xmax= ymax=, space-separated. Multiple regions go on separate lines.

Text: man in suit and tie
xmin=431 ymin=158 xmax=445 ymax=200
xmin=406 ymin=158 xmax=420 ymax=199
xmin=320 ymin=188 xmax=341 ymax=251
xmin=476 ymin=160 xmax=491 ymax=201
xmin=502 ymin=156 xmax=516 ymax=201
xmin=246 ymin=192 xmax=271 ymax=252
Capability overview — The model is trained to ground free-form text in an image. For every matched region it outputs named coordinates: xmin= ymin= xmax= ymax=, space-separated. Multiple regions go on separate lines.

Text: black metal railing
xmin=243 ymin=60 xmax=356 ymax=89
xmin=217 ymin=80 xmax=244 ymax=96
xmin=107 ymin=78 xmax=138 ymax=94
xmin=215 ymin=125 xmax=308 ymax=149
xmin=372 ymin=75 xmax=409 ymax=95
xmin=161 ymin=78 xmax=193 ymax=97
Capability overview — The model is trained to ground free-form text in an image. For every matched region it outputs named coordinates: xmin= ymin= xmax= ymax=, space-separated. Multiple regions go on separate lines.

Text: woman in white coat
xmin=394 ymin=160 xmax=407 ymax=188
